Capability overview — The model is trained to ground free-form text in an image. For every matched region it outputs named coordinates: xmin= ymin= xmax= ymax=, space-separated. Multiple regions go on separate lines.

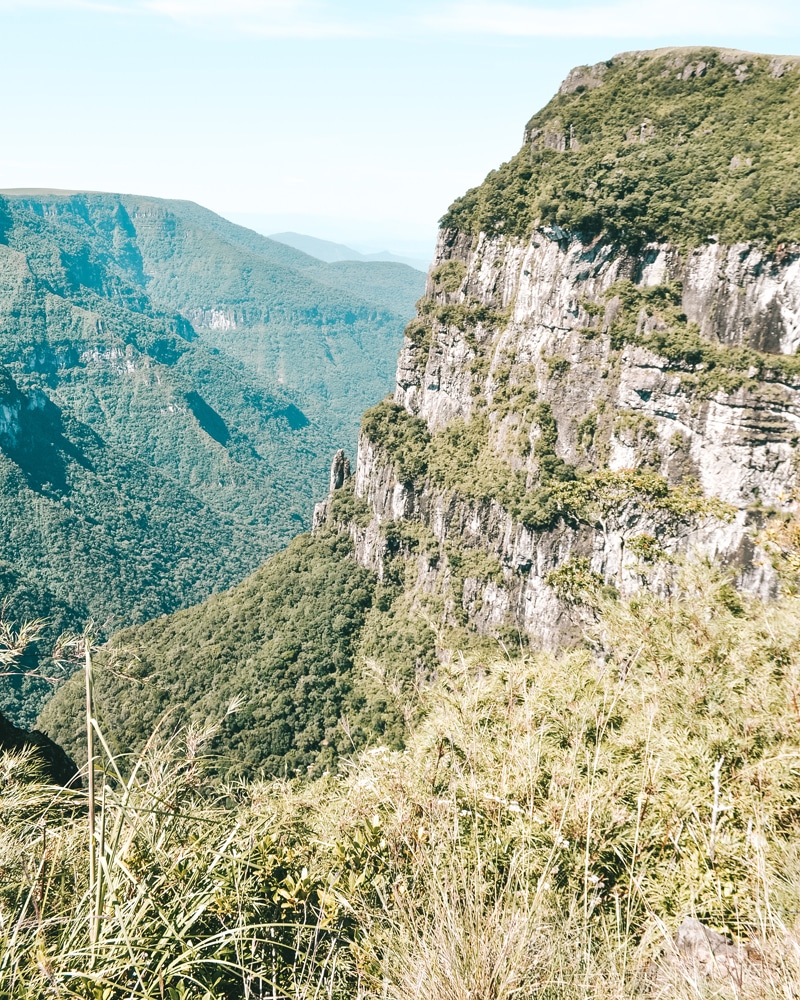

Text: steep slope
xmin=0 ymin=359 xmax=264 ymax=617
xmin=41 ymin=47 xmax=800 ymax=776
xmin=39 ymin=529 xmax=437 ymax=777
xmin=314 ymin=47 xmax=800 ymax=647
xmin=1 ymin=192 xmax=425 ymax=449
xmin=0 ymin=193 xmax=422 ymax=723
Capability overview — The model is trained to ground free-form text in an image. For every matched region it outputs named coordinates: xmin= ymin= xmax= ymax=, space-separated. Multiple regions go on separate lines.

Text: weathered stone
xmin=329 ymin=448 xmax=351 ymax=493
xmin=0 ymin=710 xmax=80 ymax=786
xmin=672 ymin=917 xmax=743 ymax=977
xmin=316 ymin=220 xmax=800 ymax=644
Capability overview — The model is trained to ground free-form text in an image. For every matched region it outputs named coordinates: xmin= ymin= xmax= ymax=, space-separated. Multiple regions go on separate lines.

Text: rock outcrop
xmin=315 ymin=48 xmax=800 ymax=646
xmin=315 ymin=230 xmax=800 ymax=644
xmin=669 ymin=917 xmax=744 ymax=979
xmin=397 ymin=231 xmax=800 ymax=508
xmin=0 ymin=710 xmax=79 ymax=786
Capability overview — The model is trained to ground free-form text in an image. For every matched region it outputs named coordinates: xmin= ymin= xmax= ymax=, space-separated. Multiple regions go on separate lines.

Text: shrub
xmin=430 ymin=260 xmax=467 ymax=293
xmin=441 ymin=49 xmax=800 ymax=249
xmin=361 ymin=399 xmax=431 ymax=483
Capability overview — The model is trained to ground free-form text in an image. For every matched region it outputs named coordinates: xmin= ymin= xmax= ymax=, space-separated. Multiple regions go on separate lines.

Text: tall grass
xmin=0 ymin=722 xmax=349 ymax=999
xmin=3 ymin=559 xmax=800 ymax=997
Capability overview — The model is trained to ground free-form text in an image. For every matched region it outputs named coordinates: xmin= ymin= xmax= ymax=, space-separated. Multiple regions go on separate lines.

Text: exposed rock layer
xmin=318 ymin=191 xmax=800 ymax=645
xmin=315 ymin=51 xmax=800 ymax=644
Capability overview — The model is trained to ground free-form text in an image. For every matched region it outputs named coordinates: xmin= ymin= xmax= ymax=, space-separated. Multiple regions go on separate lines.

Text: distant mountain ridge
xmin=41 ymin=46 xmax=800 ymax=779
xmin=0 ymin=190 xmax=424 ymax=724
xmin=269 ymin=231 xmax=430 ymax=272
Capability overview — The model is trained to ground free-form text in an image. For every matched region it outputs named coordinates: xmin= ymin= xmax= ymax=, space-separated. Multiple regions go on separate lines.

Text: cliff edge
xmin=316 ymin=47 xmax=800 ymax=645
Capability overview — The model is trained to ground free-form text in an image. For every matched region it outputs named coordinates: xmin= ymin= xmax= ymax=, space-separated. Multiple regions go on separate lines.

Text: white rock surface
xmin=322 ymin=227 xmax=800 ymax=643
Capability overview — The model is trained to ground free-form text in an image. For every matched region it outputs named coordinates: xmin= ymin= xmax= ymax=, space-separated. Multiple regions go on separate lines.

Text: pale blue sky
xmin=2 ymin=0 xmax=800 ymax=254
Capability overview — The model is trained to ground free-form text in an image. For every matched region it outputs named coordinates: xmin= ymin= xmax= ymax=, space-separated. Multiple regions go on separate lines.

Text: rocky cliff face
xmin=400 ymin=231 xmax=800 ymax=510
xmin=315 ymin=48 xmax=800 ymax=647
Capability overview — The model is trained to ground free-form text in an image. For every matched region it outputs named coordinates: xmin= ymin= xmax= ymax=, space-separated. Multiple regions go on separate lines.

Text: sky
xmin=2 ymin=1 xmax=800 ymax=257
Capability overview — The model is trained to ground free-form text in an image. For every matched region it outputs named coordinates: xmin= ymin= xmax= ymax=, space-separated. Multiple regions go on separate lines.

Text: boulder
xmin=0 ymin=711 xmax=80 ymax=786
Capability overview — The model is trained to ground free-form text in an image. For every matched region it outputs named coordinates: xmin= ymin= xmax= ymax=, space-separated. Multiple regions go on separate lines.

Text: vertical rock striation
xmin=316 ymin=48 xmax=800 ymax=645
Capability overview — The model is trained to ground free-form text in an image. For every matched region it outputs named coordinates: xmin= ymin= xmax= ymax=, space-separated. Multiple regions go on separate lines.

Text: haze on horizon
xmin=3 ymin=0 xmax=800 ymax=255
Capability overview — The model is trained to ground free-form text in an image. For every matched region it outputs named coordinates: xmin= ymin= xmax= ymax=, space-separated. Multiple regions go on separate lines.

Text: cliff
xmin=315 ymin=47 xmax=800 ymax=646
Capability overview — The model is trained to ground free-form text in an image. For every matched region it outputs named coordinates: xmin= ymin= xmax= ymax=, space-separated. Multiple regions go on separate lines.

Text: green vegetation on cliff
xmin=442 ymin=48 xmax=800 ymax=247
xmin=600 ymin=280 xmax=800 ymax=392
xmin=362 ymin=398 xmax=733 ymax=534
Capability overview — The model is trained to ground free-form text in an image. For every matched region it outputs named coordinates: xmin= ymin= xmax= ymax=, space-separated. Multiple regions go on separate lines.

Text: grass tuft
xmin=4 ymin=558 xmax=800 ymax=996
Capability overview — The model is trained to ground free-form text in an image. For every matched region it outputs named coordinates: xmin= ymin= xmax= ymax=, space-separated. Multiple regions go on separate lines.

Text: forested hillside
xmin=6 ymin=45 xmax=800 ymax=998
xmin=0 ymin=192 xmax=423 ymax=723
xmin=39 ymin=529 xmax=438 ymax=776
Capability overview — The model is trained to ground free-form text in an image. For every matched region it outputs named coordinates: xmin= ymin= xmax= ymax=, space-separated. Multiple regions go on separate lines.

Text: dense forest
xmin=40 ymin=529 xmax=438 ymax=778
xmin=443 ymin=48 xmax=800 ymax=248
xmin=0 ymin=193 xmax=423 ymax=723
